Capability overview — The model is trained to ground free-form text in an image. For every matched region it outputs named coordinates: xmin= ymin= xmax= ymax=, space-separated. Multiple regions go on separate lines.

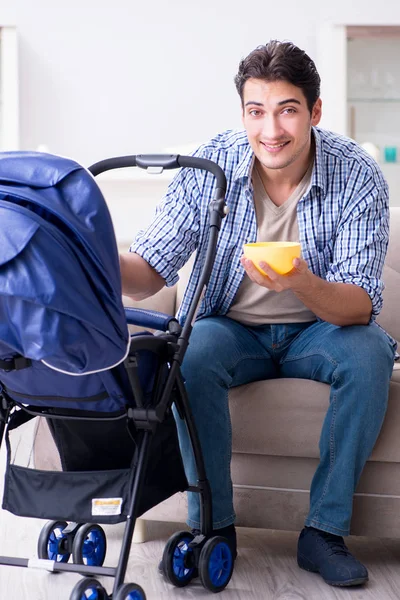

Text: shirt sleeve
xmin=326 ymin=171 xmax=389 ymax=319
xmin=129 ymin=165 xmax=201 ymax=287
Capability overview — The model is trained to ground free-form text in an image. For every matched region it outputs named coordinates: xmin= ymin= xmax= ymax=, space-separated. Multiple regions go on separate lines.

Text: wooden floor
xmin=1 ymin=425 xmax=400 ymax=599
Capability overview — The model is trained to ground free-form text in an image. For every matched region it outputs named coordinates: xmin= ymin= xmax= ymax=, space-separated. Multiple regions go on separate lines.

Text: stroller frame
xmin=0 ymin=154 xmax=229 ymax=598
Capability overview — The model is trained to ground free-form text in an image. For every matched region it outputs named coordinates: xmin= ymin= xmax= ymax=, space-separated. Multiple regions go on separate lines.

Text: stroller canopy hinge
xmin=0 ymin=356 xmax=32 ymax=373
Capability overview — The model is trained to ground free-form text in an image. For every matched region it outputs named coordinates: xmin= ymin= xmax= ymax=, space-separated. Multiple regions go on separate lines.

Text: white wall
xmin=0 ymin=0 xmax=398 ymax=166
xmin=1 ymin=0 xmax=400 ymax=243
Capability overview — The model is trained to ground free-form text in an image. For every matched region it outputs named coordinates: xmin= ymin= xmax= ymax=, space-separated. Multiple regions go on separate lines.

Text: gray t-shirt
xmin=228 ymin=162 xmax=316 ymax=325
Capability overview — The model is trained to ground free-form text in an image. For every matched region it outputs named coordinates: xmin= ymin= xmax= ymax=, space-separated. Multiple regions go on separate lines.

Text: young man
xmin=120 ymin=40 xmax=397 ymax=587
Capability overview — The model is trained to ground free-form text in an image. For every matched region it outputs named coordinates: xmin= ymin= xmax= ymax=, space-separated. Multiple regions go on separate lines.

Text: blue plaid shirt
xmin=131 ymin=127 xmax=390 ymax=329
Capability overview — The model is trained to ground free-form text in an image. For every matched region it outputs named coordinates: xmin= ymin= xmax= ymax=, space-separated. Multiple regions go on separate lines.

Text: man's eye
xmin=282 ymin=108 xmax=296 ymax=114
xmin=249 ymin=110 xmax=261 ymax=117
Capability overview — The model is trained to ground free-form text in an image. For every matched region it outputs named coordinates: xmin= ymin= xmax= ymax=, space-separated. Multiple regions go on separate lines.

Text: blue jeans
xmin=173 ymin=316 xmax=395 ymax=536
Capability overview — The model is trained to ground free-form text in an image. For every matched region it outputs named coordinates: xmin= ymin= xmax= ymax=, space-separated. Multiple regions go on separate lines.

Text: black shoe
xmin=158 ymin=524 xmax=237 ymax=576
xmin=297 ymin=526 xmax=368 ymax=587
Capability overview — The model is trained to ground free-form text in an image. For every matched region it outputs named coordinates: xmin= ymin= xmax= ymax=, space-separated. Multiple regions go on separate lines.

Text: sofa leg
xmin=132 ymin=518 xmax=148 ymax=544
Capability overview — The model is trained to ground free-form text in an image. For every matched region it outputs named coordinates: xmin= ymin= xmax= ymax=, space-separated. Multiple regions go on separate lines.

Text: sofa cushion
xmin=230 ymin=378 xmax=328 ymax=458
xmin=376 ymin=263 xmax=400 ymax=345
xmin=230 ymin=368 xmax=400 ymax=462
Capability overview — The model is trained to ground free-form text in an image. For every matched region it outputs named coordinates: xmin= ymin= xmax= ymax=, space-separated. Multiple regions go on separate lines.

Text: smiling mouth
xmin=261 ymin=141 xmax=290 ymax=152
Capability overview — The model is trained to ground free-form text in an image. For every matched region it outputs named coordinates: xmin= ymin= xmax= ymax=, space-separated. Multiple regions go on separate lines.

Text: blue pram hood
xmin=0 ymin=151 xmax=129 ymax=375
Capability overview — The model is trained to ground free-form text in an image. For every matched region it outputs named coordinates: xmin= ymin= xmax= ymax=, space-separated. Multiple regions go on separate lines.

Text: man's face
xmin=242 ymin=78 xmax=322 ymax=172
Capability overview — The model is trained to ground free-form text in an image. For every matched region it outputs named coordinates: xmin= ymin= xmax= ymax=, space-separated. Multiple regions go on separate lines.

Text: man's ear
xmin=311 ymin=98 xmax=322 ymax=126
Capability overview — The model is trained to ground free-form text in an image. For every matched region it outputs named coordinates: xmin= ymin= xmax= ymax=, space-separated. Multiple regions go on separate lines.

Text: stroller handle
xmin=88 ymin=154 xmax=227 ymax=195
xmin=89 ymin=152 xmax=229 ymax=363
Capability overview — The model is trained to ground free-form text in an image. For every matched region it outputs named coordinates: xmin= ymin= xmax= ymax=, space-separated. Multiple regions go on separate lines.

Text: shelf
xmin=380 ymin=162 xmax=400 ymax=168
xmin=348 ymin=98 xmax=400 ymax=103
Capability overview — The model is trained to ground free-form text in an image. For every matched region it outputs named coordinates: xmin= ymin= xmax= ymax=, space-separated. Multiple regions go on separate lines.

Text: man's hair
xmin=234 ymin=40 xmax=321 ymax=113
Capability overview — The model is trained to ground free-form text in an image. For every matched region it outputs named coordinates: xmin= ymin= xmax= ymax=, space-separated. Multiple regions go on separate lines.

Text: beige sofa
xmin=132 ymin=206 xmax=400 ymax=539
xmin=34 ymin=208 xmax=400 ymax=540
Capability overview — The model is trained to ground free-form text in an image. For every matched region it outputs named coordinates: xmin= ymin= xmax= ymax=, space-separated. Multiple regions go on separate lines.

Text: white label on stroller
xmin=27 ymin=559 xmax=56 ymax=571
xmin=92 ymin=497 xmax=123 ymax=516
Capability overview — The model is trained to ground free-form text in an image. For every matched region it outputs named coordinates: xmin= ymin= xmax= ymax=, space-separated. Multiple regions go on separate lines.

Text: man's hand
xmin=240 ymin=255 xmax=372 ymax=326
xmin=240 ymin=256 xmax=311 ymax=293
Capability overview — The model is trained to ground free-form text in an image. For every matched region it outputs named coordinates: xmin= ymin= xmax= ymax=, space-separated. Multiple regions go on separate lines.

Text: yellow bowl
xmin=243 ymin=241 xmax=301 ymax=275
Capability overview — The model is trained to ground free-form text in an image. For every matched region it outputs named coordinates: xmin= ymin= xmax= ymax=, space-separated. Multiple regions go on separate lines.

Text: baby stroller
xmin=0 ymin=151 xmax=233 ymax=599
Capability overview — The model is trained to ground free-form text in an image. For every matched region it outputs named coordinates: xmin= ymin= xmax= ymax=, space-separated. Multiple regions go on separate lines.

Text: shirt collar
xmin=233 ymin=141 xmax=254 ymax=182
xmin=311 ymin=126 xmax=327 ymax=193
xmin=232 ymin=127 xmax=326 ymax=193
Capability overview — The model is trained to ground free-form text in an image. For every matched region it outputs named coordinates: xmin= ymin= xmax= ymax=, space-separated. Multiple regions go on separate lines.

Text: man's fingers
xmin=241 ymin=258 xmax=278 ymax=289
xmin=258 ymin=261 xmax=279 ymax=280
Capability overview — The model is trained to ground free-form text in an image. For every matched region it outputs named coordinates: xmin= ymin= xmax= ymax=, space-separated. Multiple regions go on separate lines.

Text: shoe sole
xmin=298 ymin=555 xmax=368 ymax=587
xmin=325 ymin=578 xmax=369 ymax=587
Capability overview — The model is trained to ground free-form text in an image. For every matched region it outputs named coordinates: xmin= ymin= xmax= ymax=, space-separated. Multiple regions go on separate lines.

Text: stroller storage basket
xmin=3 ymin=407 xmax=185 ymax=524
xmin=4 ymin=463 xmax=132 ymax=524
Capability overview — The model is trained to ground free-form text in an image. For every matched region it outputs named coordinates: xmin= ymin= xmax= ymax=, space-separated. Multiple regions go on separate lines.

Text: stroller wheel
xmin=69 ymin=577 xmax=108 ymax=600
xmin=114 ymin=582 xmax=147 ymax=600
xmin=37 ymin=520 xmax=71 ymax=563
xmin=198 ymin=535 xmax=234 ymax=593
xmin=161 ymin=530 xmax=196 ymax=587
xmin=72 ymin=523 xmax=107 ymax=567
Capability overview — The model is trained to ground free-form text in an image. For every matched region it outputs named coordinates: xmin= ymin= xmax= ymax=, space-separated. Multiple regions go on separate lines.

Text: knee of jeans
xmin=181 ymin=320 xmax=236 ymax=383
xmin=182 ymin=341 xmax=230 ymax=385
xmin=328 ymin=324 xmax=394 ymax=375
